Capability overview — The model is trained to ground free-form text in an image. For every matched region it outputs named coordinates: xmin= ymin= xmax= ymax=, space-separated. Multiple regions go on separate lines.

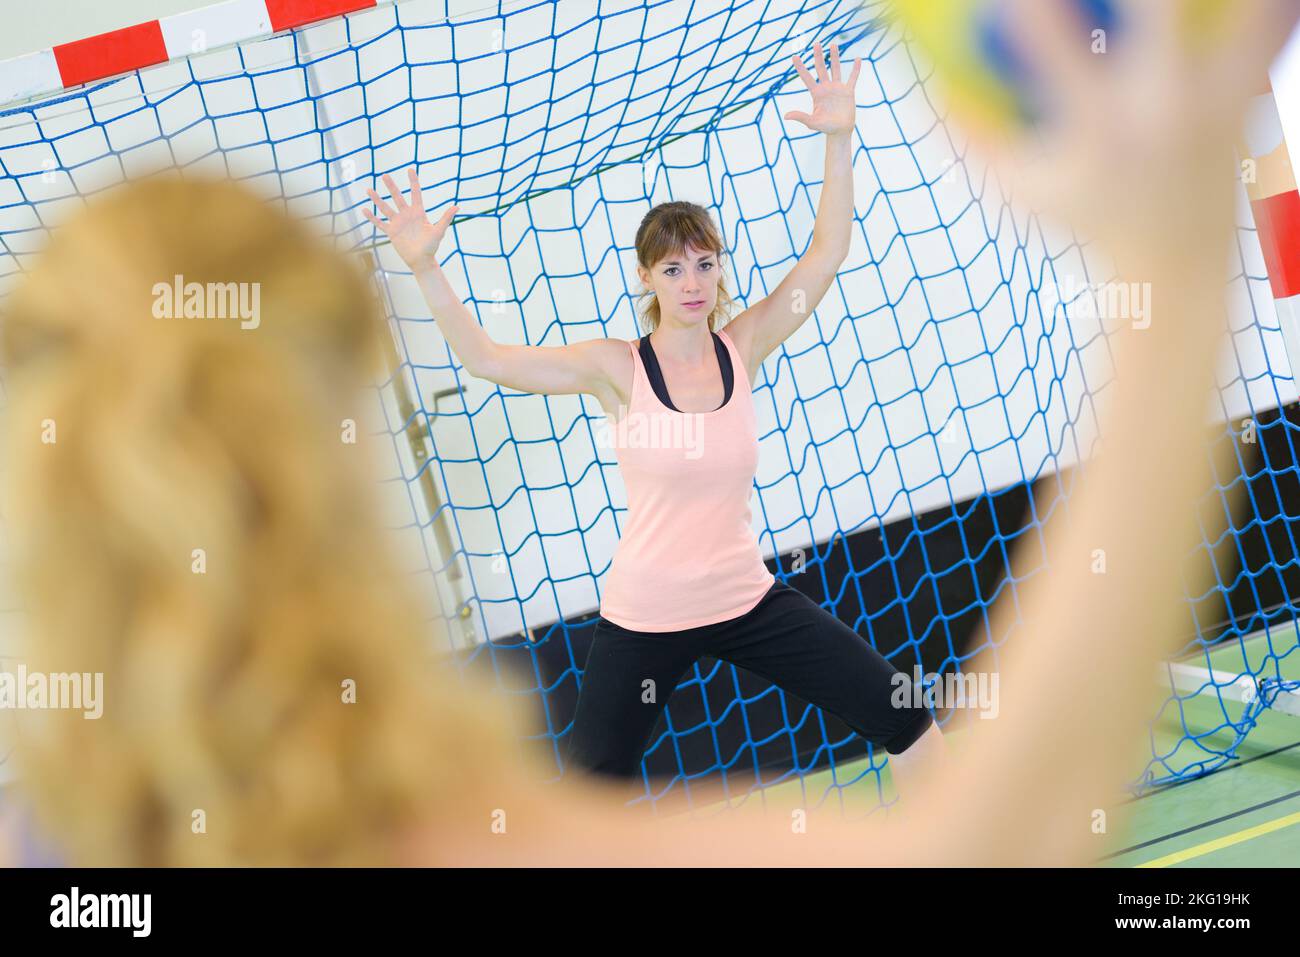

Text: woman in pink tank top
xmin=574 ymin=43 xmax=944 ymax=792
xmin=598 ymin=325 xmax=775 ymax=630
xmin=365 ymin=42 xmax=946 ymax=799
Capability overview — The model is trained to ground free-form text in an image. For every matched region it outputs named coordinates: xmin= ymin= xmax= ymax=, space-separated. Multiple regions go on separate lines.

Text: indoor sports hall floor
xmin=686 ymin=628 xmax=1300 ymax=866
xmin=1101 ymin=629 xmax=1300 ymax=868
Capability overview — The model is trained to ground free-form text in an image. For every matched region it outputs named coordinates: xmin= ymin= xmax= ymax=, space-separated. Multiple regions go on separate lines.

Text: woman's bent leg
xmin=565 ymin=620 xmax=699 ymax=782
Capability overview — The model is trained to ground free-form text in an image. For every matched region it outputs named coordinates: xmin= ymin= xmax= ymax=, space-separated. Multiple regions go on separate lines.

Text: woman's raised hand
xmin=364 ymin=167 xmax=458 ymax=271
xmin=785 ymin=40 xmax=862 ymax=137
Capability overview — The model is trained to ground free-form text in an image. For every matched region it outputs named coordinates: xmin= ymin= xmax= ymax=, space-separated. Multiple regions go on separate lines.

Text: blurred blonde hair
xmin=634 ymin=200 xmax=735 ymax=334
xmin=1 ymin=172 xmax=520 ymax=866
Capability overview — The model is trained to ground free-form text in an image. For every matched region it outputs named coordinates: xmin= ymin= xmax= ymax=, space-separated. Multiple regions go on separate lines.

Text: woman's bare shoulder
xmin=587 ymin=336 xmax=634 ymax=412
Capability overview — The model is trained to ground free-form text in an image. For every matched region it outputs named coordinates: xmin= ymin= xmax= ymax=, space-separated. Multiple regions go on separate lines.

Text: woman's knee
xmin=882 ymin=707 xmax=936 ymax=755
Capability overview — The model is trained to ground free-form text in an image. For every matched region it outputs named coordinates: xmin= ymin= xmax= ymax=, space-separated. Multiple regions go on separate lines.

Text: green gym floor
xmin=689 ymin=630 xmax=1300 ymax=866
xmin=1101 ymin=630 xmax=1300 ymax=868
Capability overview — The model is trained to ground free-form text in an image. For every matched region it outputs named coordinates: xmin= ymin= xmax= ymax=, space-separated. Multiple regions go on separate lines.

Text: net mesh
xmin=0 ymin=0 xmax=1296 ymax=809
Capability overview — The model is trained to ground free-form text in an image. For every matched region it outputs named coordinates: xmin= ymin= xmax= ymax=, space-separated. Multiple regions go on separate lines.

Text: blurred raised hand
xmin=994 ymin=0 xmax=1300 ymax=261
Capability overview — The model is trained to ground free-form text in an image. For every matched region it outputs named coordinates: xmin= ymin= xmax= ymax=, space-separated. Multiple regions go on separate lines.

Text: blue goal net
xmin=0 ymin=0 xmax=1297 ymax=811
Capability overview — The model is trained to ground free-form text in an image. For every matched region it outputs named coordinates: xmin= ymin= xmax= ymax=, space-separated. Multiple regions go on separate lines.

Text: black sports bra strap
xmin=639 ymin=332 xmax=734 ymax=413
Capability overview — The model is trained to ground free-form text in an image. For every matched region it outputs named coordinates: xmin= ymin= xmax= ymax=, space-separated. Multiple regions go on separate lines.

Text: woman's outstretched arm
xmin=724 ymin=42 xmax=860 ymax=372
xmin=365 ymin=170 xmax=626 ymax=401
xmin=417 ymin=0 xmax=1300 ymax=867
xmin=435 ymin=215 xmax=1240 ymax=868
xmin=365 ymin=172 xmax=493 ymax=376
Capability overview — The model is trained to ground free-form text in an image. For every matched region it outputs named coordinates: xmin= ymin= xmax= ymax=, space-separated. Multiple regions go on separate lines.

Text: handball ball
xmin=887 ymin=0 xmax=1231 ymax=134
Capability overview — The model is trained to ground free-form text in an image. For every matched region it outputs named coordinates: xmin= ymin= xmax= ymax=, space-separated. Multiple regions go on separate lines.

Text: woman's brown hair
xmin=633 ymin=200 xmax=736 ymax=333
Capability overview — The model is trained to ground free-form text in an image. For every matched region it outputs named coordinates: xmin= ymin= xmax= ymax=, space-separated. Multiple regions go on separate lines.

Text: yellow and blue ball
xmin=887 ymin=0 xmax=1231 ymax=135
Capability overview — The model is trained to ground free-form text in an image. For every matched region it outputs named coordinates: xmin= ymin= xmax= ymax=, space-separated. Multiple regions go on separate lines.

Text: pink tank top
xmin=599 ymin=327 xmax=776 ymax=632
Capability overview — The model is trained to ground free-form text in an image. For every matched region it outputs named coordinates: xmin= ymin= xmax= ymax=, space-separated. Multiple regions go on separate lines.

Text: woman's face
xmin=639 ymin=243 xmax=719 ymax=329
